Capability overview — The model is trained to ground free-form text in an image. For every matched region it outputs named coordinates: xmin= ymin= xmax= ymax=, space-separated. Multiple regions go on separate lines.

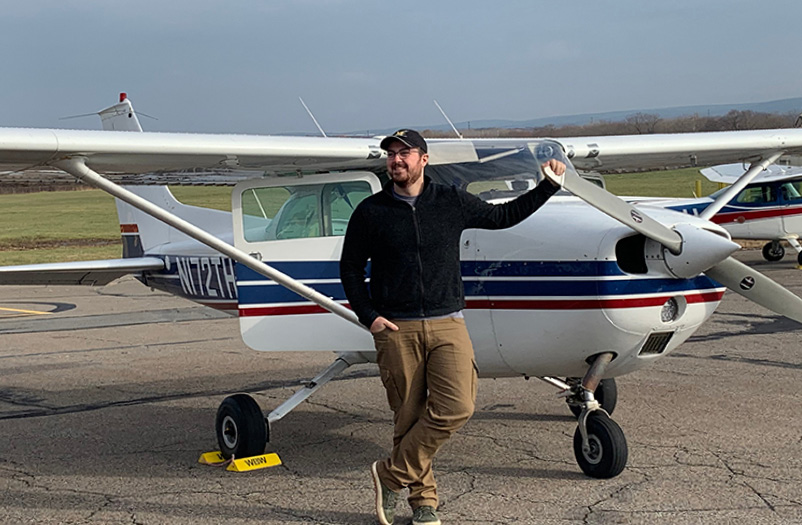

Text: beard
xmin=390 ymin=161 xmax=423 ymax=189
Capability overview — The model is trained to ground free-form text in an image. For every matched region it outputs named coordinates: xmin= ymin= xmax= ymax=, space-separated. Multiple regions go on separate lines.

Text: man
xmin=340 ymin=129 xmax=564 ymax=525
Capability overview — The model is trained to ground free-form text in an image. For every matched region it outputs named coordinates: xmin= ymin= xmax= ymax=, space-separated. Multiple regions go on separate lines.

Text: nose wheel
xmin=573 ymin=410 xmax=627 ymax=478
xmin=215 ymin=394 xmax=268 ymax=459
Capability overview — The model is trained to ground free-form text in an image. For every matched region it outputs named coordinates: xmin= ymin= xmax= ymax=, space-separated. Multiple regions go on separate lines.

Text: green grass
xmin=169 ymin=186 xmax=231 ymax=211
xmin=603 ymin=167 xmax=723 ymax=198
xmin=0 ymin=186 xmax=232 ymax=265
xmin=0 ymin=173 xmax=723 ymax=265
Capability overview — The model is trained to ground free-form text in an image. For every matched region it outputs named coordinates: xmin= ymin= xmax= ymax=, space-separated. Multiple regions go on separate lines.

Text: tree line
xmin=423 ymin=109 xmax=801 ymax=139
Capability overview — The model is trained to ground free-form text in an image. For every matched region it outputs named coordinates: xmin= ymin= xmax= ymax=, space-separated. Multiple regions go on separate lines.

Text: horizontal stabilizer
xmin=701 ymin=163 xmax=802 ymax=184
xmin=0 ymin=257 xmax=164 ymax=286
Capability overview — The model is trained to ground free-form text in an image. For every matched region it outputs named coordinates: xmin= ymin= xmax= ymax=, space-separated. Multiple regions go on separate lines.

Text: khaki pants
xmin=372 ymin=317 xmax=478 ymax=509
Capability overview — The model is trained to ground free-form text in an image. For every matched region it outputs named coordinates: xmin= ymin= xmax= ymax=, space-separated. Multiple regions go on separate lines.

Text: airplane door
xmin=232 ymin=171 xmax=381 ymax=352
xmin=780 ymin=180 xmax=802 ymax=235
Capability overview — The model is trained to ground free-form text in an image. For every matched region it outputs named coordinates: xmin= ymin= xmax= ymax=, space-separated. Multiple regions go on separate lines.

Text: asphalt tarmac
xmin=0 ymin=250 xmax=800 ymax=524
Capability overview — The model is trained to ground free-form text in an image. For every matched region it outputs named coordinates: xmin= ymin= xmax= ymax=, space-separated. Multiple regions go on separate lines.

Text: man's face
xmin=385 ymin=141 xmax=428 ymax=189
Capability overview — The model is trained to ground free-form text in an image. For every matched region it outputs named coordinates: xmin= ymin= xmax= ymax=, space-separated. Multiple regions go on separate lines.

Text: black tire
xmin=568 ymin=378 xmax=618 ymax=418
xmin=215 ymin=394 xmax=267 ymax=459
xmin=762 ymin=242 xmax=785 ymax=262
xmin=797 ymin=252 xmax=802 ymax=266
xmin=573 ymin=412 xmax=628 ymax=479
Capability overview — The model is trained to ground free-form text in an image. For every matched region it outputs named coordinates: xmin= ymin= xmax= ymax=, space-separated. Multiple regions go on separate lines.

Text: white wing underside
xmin=1 ymin=127 xmax=802 ymax=179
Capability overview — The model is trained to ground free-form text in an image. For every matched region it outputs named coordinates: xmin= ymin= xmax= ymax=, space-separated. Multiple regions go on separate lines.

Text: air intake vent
xmin=639 ymin=331 xmax=673 ymax=355
xmin=615 ymin=234 xmax=647 ymax=274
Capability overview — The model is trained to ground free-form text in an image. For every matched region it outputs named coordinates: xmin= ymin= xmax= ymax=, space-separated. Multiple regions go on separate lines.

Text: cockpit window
xmin=734 ymin=184 xmax=776 ymax=204
xmin=781 ymin=181 xmax=802 ymax=202
xmin=241 ymin=181 xmax=372 ymax=242
xmin=426 ymin=146 xmax=542 ymax=201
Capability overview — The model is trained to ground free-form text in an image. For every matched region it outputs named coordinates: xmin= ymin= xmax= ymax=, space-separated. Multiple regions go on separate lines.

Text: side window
xmin=241 ymin=187 xmax=291 ymax=242
xmin=273 ymin=192 xmax=321 ymax=239
xmin=781 ymin=181 xmax=802 ymax=202
xmin=325 ymin=181 xmax=372 ymax=236
xmin=240 ymin=180 xmax=373 ymax=242
xmin=735 ymin=185 xmax=775 ymax=204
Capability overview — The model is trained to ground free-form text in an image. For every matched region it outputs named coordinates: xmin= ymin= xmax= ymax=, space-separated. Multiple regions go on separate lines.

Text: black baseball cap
xmin=379 ymin=129 xmax=428 ymax=153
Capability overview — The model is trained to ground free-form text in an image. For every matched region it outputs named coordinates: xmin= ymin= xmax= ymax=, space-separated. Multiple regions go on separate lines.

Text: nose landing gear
xmin=542 ymin=352 xmax=628 ymax=478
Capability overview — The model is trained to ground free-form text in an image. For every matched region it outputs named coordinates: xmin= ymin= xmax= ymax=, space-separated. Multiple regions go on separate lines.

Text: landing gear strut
xmin=542 ymin=352 xmax=628 ymax=478
xmin=565 ymin=377 xmax=617 ymax=417
xmin=214 ymin=352 xmax=370 ymax=459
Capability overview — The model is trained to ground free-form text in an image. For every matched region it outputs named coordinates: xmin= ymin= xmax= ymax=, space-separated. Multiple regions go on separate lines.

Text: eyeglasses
xmin=386 ymin=148 xmax=419 ymax=159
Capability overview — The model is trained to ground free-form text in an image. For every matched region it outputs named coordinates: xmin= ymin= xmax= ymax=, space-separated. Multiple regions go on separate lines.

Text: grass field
xmin=0 ymin=170 xmax=720 ymax=265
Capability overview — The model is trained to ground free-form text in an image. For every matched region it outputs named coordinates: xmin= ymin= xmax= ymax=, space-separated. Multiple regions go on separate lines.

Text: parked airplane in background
xmin=626 ymin=163 xmax=802 ymax=265
xmin=2 ymin=96 xmax=802 ymax=480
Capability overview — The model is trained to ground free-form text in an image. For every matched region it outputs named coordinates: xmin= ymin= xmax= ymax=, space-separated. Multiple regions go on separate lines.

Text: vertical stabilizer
xmin=115 ymin=186 xmax=233 ymax=258
xmin=99 ymin=93 xmax=143 ymax=131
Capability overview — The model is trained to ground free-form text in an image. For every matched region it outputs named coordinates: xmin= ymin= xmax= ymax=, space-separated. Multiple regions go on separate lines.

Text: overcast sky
xmin=1 ymin=1 xmax=800 ymax=135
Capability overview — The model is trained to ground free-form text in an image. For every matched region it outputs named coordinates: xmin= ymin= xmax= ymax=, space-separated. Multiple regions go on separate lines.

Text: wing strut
xmin=54 ymin=158 xmax=365 ymax=331
xmin=699 ymin=151 xmax=784 ymax=220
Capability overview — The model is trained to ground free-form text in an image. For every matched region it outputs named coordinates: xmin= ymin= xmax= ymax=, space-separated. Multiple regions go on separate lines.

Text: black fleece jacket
xmin=340 ymin=176 xmax=558 ymax=328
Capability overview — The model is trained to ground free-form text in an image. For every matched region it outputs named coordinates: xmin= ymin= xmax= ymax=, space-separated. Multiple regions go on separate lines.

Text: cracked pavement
xmin=0 ymin=251 xmax=800 ymax=524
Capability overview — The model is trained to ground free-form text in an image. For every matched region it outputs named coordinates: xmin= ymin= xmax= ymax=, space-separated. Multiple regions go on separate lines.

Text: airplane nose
xmin=646 ymin=223 xmax=740 ymax=279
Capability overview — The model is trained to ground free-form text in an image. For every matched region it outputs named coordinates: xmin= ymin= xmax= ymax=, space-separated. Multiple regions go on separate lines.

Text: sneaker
xmin=371 ymin=461 xmax=399 ymax=525
xmin=412 ymin=505 xmax=441 ymax=525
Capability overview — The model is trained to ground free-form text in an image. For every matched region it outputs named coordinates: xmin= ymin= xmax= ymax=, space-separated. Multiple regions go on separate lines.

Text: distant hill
xmin=351 ymin=96 xmax=802 ymax=136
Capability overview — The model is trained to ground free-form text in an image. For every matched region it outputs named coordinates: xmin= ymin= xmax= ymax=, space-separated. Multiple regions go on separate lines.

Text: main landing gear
xmin=214 ymin=352 xmax=369 ymax=460
xmin=542 ymin=352 xmax=628 ymax=479
xmin=762 ymin=241 xmax=785 ymax=262
xmin=762 ymin=238 xmax=802 ymax=265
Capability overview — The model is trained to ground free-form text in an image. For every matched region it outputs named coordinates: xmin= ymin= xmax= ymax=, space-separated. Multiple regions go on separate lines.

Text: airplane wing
xmin=3 ymin=127 xmax=802 ymax=177
xmin=0 ymin=128 xmax=384 ymax=175
xmin=553 ymin=130 xmax=802 ymax=171
xmin=700 ymin=162 xmax=802 ymax=184
xmin=0 ymin=257 xmax=165 ymax=285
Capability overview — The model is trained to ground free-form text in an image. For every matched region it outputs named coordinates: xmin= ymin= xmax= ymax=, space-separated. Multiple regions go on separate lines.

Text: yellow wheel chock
xmin=199 ymin=451 xmax=281 ymax=472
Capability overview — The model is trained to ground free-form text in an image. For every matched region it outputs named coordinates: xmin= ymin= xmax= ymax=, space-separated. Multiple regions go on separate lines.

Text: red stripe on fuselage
xmin=712 ymin=206 xmax=802 ymax=224
xmin=237 ymin=291 xmax=725 ymax=317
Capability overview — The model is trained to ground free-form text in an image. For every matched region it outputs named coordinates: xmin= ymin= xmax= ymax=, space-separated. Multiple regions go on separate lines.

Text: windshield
xmin=425 ymin=141 xmax=554 ymax=200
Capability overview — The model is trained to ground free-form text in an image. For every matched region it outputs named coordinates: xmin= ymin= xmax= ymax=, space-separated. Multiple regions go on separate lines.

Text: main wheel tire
xmin=762 ymin=242 xmax=785 ymax=262
xmin=568 ymin=378 xmax=618 ymax=417
xmin=215 ymin=394 xmax=267 ymax=459
xmin=797 ymin=252 xmax=802 ymax=266
xmin=573 ymin=411 xmax=628 ymax=479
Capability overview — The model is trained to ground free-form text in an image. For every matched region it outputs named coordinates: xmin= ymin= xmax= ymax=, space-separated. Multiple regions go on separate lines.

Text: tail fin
xmin=116 ymin=186 xmax=233 ymax=258
xmin=99 ymin=93 xmax=143 ymax=131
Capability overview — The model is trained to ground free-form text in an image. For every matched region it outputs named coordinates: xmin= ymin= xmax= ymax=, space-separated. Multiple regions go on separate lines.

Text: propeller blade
xmin=542 ymin=166 xmax=683 ymax=254
xmin=705 ymin=257 xmax=802 ymax=324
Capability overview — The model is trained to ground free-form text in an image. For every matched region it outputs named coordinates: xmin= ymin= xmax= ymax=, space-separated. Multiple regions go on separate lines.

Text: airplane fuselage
xmin=133 ymin=195 xmax=726 ymax=381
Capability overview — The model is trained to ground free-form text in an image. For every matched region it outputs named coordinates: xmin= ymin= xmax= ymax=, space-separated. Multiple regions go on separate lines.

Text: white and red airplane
xmin=630 ymin=163 xmax=802 ymax=264
xmin=2 ymin=95 xmax=802 ymax=479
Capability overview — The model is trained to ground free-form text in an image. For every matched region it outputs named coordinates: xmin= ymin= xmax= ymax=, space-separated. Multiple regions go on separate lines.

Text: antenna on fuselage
xmin=298 ymin=97 xmax=328 ymax=137
xmin=433 ymin=100 xmax=463 ymax=139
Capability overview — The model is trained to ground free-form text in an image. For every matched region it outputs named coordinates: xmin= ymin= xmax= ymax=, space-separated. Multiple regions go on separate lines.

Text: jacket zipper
xmin=411 ymin=204 xmax=426 ymax=317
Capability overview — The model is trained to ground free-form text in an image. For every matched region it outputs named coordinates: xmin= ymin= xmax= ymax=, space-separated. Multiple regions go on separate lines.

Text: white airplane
xmin=630 ymin=163 xmax=802 ymax=265
xmin=2 ymin=96 xmax=802 ymax=480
